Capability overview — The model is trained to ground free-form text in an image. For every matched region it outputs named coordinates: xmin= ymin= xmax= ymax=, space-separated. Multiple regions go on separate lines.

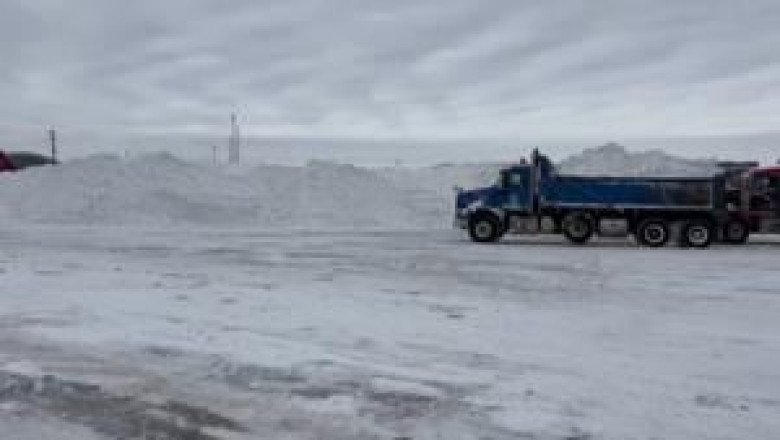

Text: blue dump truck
xmin=455 ymin=150 xmax=743 ymax=248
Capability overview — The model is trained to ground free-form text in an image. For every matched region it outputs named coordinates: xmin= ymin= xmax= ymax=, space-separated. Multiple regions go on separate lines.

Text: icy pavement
xmin=0 ymin=226 xmax=779 ymax=439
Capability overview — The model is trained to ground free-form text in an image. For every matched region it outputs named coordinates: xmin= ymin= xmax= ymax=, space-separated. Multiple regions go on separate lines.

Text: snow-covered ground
xmin=1 ymin=225 xmax=779 ymax=439
xmin=1 ymin=146 xmax=778 ymax=439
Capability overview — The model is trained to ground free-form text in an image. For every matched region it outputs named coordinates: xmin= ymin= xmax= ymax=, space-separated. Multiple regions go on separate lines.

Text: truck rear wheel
xmin=468 ymin=213 xmax=502 ymax=243
xmin=680 ymin=220 xmax=714 ymax=248
xmin=562 ymin=212 xmax=594 ymax=244
xmin=722 ymin=219 xmax=749 ymax=244
xmin=636 ymin=219 xmax=670 ymax=247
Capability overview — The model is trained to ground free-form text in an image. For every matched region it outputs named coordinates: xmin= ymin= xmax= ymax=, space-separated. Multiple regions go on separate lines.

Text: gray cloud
xmin=1 ymin=0 xmax=779 ymax=163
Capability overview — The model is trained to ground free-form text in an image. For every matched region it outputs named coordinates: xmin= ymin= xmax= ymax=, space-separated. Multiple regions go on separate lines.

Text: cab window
xmin=508 ymin=172 xmax=528 ymax=187
xmin=499 ymin=168 xmax=530 ymax=188
xmin=753 ymin=175 xmax=780 ymax=193
xmin=507 ymin=170 xmax=528 ymax=189
xmin=754 ymin=176 xmax=770 ymax=191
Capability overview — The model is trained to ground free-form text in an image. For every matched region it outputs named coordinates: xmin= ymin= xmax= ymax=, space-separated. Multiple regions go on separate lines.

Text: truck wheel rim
xmin=643 ymin=225 xmax=666 ymax=244
xmin=475 ymin=221 xmax=493 ymax=238
xmin=688 ymin=226 xmax=709 ymax=246
xmin=570 ymin=221 xmax=588 ymax=238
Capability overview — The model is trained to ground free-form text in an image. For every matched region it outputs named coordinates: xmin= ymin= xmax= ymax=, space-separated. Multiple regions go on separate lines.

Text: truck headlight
xmin=466 ymin=200 xmax=483 ymax=211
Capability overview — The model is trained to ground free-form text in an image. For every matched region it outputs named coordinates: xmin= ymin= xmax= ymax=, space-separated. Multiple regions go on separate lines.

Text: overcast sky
xmin=1 ymin=0 xmax=779 ymax=164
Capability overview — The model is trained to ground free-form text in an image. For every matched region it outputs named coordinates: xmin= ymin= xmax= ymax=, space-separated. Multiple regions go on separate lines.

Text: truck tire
xmin=680 ymin=220 xmax=714 ymax=248
xmin=636 ymin=219 xmax=670 ymax=247
xmin=722 ymin=219 xmax=749 ymax=244
xmin=562 ymin=212 xmax=594 ymax=244
xmin=468 ymin=212 xmax=502 ymax=243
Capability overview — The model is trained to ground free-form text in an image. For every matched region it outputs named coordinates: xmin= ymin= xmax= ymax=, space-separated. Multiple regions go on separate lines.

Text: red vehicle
xmin=0 ymin=150 xmax=17 ymax=172
xmin=722 ymin=165 xmax=780 ymax=243
xmin=0 ymin=150 xmax=56 ymax=172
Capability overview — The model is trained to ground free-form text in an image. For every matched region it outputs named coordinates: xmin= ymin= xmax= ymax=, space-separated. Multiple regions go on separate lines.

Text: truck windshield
xmin=754 ymin=176 xmax=770 ymax=191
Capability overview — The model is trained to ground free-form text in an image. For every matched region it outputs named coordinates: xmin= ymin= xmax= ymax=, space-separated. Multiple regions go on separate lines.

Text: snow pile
xmin=380 ymin=162 xmax=503 ymax=193
xmin=377 ymin=162 xmax=505 ymax=223
xmin=246 ymin=160 xmax=446 ymax=228
xmin=558 ymin=143 xmax=720 ymax=177
xmin=0 ymin=154 xmax=445 ymax=228
xmin=0 ymin=153 xmax=257 ymax=226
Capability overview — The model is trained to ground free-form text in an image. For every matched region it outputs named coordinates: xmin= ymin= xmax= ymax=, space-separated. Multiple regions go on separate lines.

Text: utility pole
xmin=228 ymin=112 xmax=240 ymax=165
xmin=48 ymin=128 xmax=57 ymax=164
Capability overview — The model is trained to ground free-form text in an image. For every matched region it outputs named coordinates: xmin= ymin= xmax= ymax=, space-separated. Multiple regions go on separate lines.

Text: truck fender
xmin=469 ymin=207 xmax=506 ymax=222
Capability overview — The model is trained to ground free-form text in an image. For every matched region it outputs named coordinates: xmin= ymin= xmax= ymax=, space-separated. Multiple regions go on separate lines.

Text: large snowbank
xmin=559 ymin=143 xmax=720 ymax=176
xmin=0 ymin=153 xmax=447 ymax=228
xmin=0 ymin=145 xmax=723 ymax=228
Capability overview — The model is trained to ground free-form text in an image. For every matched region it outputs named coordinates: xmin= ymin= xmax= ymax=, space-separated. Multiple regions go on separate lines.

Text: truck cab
xmin=740 ymin=167 xmax=780 ymax=234
xmin=454 ymin=161 xmax=538 ymax=240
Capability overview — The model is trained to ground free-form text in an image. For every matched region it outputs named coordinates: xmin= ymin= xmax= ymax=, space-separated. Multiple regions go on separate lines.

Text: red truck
xmin=722 ymin=165 xmax=780 ymax=243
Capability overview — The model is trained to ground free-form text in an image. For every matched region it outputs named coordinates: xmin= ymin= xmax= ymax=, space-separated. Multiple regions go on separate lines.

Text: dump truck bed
xmin=540 ymin=175 xmax=724 ymax=210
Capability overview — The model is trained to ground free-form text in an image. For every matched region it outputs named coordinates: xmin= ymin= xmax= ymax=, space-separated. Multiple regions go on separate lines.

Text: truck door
xmin=770 ymin=176 xmax=780 ymax=212
xmin=749 ymin=174 xmax=777 ymax=212
xmin=748 ymin=171 xmax=780 ymax=233
xmin=502 ymin=167 xmax=533 ymax=212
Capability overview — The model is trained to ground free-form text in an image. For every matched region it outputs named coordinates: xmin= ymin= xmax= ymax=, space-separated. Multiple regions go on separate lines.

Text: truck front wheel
xmin=562 ymin=212 xmax=594 ymax=244
xmin=468 ymin=213 xmax=502 ymax=243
